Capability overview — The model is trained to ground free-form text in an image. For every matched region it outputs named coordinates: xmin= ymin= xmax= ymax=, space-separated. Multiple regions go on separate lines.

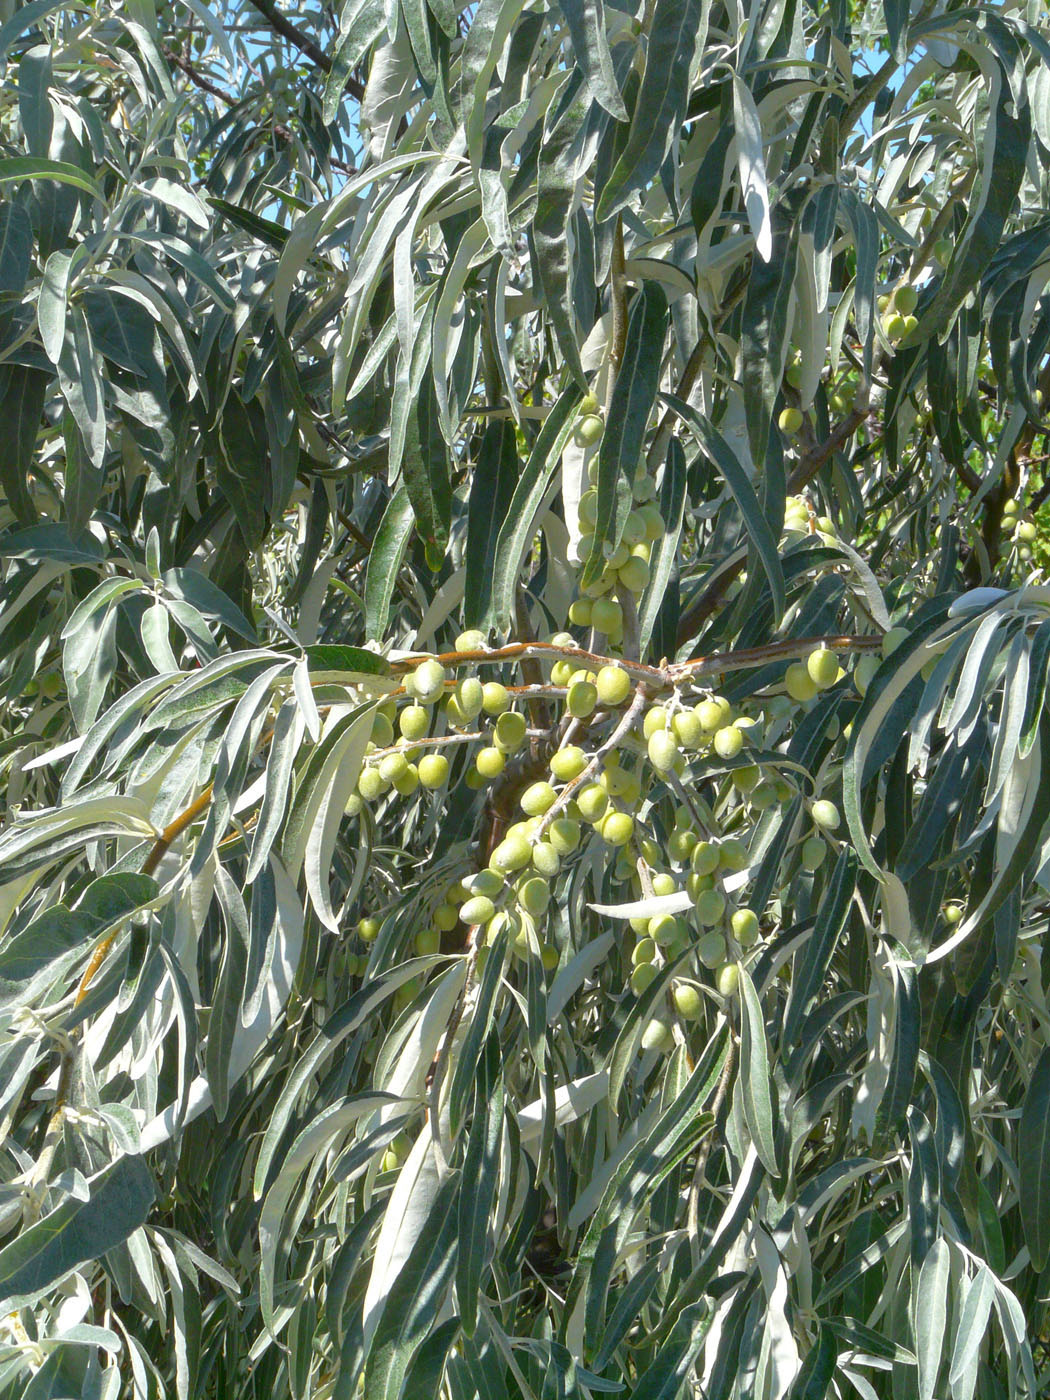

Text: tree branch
xmin=246 ymin=0 xmax=366 ymax=101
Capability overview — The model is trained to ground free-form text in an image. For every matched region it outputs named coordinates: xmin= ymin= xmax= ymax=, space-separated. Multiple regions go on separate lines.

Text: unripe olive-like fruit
xmin=445 ymin=694 xmax=469 ymax=729
xmin=600 ymin=810 xmax=634 ymax=846
xmin=631 ymin=962 xmax=659 ymax=995
xmin=577 ymin=783 xmax=609 ymax=823
xmin=807 ymin=647 xmax=839 ymax=689
xmin=417 ymin=753 xmax=449 ymax=788
xmin=638 ymin=503 xmax=665 ymax=541
xmin=495 ymin=710 xmax=527 ymax=752
xmin=520 ymin=781 xmax=557 ymax=816
xmin=456 ymin=677 xmax=484 ymax=718
xmin=718 ymin=838 xmax=749 ymax=871
xmin=1016 ymin=520 xmax=1038 ymax=543
xmin=371 ymin=712 xmax=394 ymax=747
xmin=673 ymin=984 xmax=703 ymax=1019
xmin=882 ymin=626 xmax=909 ymax=658
xmin=811 ymin=799 xmax=841 ymax=831
xmin=357 ymin=916 xmax=381 ymax=942
xmin=539 ymin=943 xmax=559 ymax=971
xmin=668 ymin=828 xmax=697 ymax=862
xmin=697 ymin=696 xmax=730 ymax=731
xmin=408 ymin=658 xmax=446 ymax=704
xmin=399 ymin=704 xmax=430 ymax=741
xmin=632 ymin=936 xmax=658 ymax=965
xmin=731 ymin=764 xmax=761 ymax=793
xmin=933 ymin=237 xmax=953 ymax=263
xmin=943 ymin=902 xmax=964 ymax=925
xmin=550 ymin=746 xmax=588 ymax=781
xmin=697 ymin=931 xmax=727 ymax=967
xmin=490 ymin=834 xmax=533 ymax=873
xmin=716 ymin=963 xmax=740 ymax=997
xmin=468 ymin=869 xmax=504 ymax=899
xmin=672 ymin=710 xmax=703 ymax=748
xmin=595 ymin=664 xmax=632 ymax=707
xmin=778 ymin=406 xmax=804 ymax=434
xmin=415 ymin=926 xmax=441 ymax=955
xmin=648 ymin=730 xmax=679 ymax=772
xmin=579 ymin=391 xmax=599 ymax=415
xmin=344 ymin=793 xmax=364 ymax=817
xmin=531 ymin=841 xmax=561 ymax=877
xmin=433 ymin=902 xmax=459 ymax=931
xmin=548 ymin=817 xmax=582 ymax=854
xmin=900 ymin=314 xmax=918 ymax=338
xmin=785 ymin=663 xmax=818 ymax=703
xmin=691 ymin=841 xmax=720 ymax=876
xmin=578 ymin=489 xmax=599 ymax=527
xmin=731 ymin=908 xmax=760 ymax=946
xmin=551 ymin=659 xmax=575 ymax=687
xmin=379 ymin=751 xmax=409 ymax=785
xmin=517 ymin=877 xmax=551 ymax=917
xmin=567 ymin=679 xmax=598 ymax=717
xmin=649 ymin=913 xmax=681 ymax=946
xmin=642 ymin=1017 xmax=675 ymax=1053
xmin=600 ymin=763 xmax=636 ymax=799
xmin=455 ymin=629 xmax=486 ymax=652
xmin=357 ymin=766 xmax=387 ymax=801
xmin=643 ymin=705 xmax=669 ymax=739
xmin=892 ymin=284 xmax=918 ymax=315
xmin=574 ymin=413 xmax=605 ymax=448
xmin=884 ymin=312 xmax=907 ymax=340
xmin=469 ymin=764 xmax=489 ymax=788
xmin=801 ymin=835 xmax=827 ymax=871
xmin=749 ymin=780 xmax=778 ymax=811
xmin=696 ymin=888 xmax=727 ymax=927
xmin=621 ymin=510 xmax=647 ymax=548
xmin=392 ymin=764 xmax=419 ymax=796
xmin=651 ymin=873 xmax=677 ymax=896
xmin=482 ymin=682 xmax=510 ymax=715
xmin=381 ymin=1147 xmax=401 ymax=1173
xmin=568 ymin=598 xmax=593 ymax=626
xmin=475 ymin=747 xmax=506 ymax=779
xmin=460 ymin=895 xmax=496 ymax=926
xmin=854 ymin=654 xmax=880 ymax=696
xmin=713 ymin=724 xmax=744 ymax=760
xmin=591 ymin=596 xmax=623 ymax=634
xmin=618 ymin=555 xmax=650 ymax=593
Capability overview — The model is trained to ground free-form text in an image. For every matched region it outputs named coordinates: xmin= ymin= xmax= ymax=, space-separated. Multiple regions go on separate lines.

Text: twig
xmin=245 ymin=0 xmax=366 ymax=100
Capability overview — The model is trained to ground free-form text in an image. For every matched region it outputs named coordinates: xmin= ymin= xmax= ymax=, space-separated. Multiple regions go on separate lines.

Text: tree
xmin=1 ymin=0 xmax=1050 ymax=1394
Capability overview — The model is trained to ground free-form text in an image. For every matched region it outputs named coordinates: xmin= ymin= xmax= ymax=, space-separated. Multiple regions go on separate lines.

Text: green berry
xmin=482 ymin=682 xmax=510 ymax=715
xmin=641 ymin=1018 xmax=675 ymax=1053
xmin=854 ymin=654 xmax=880 ymax=696
xmin=490 ymin=835 xmax=533 ymax=874
xmin=568 ymin=598 xmax=593 ymax=626
xmin=371 ymin=712 xmax=394 ymax=746
xmin=716 ymin=964 xmax=740 ymax=997
xmin=785 ymin=663 xmax=818 ymax=703
xmin=567 ymin=680 xmax=598 ymax=717
xmin=455 ymin=629 xmax=486 ymax=652
xmin=591 ymin=596 xmax=623 ymax=634
xmin=881 ymin=626 xmax=909 ymax=658
xmin=433 ymin=902 xmax=459 ymax=931
xmin=713 ymin=724 xmax=744 ymax=760
xmin=392 ymin=763 xmax=419 ymax=796
xmin=357 ymin=916 xmax=381 ymax=942
xmin=673 ymin=984 xmax=703 ymax=1019
xmin=599 ymin=810 xmax=634 ymax=846
xmin=417 ymin=753 xmax=449 ymax=788
xmin=731 ymin=908 xmax=760 ymax=946
xmin=415 ymin=927 xmax=441 ymax=955
xmin=892 ymin=284 xmax=918 ymax=315
xmin=468 ymin=869 xmax=504 ymax=899
xmin=576 ymin=783 xmax=609 ymax=823
xmin=691 ymin=841 xmax=720 ymax=876
xmin=548 ymin=818 xmax=582 ymax=854
xmin=379 ymin=751 xmax=409 ymax=784
xmin=731 ymin=764 xmax=760 ymax=793
xmin=495 ymin=710 xmax=527 ymax=753
xmin=697 ymin=931 xmax=727 ymax=967
xmin=778 ymin=406 xmax=804 ymax=434
xmin=631 ymin=962 xmax=659 ymax=995
xmin=718 ymin=839 xmax=748 ymax=871
xmin=697 ymin=697 xmax=730 ymax=732
xmin=357 ymin=766 xmax=387 ymax=801
xmin=520 ymin=781 xmax=557 ymax=816
xmin=618 ymin=555 xmax=650 ymax=593
xmin=531 ymin=841 xmax=561 ymax=877
xmin=801 ymin=835 xmax=827 ymax=871
xmin=695 ymin=888 xmax=727 ymax=927
xmin=574 ymin=413 xmax=605 ymax=447
xmin=806 ymin=647 xmax=839 ymax=689
xmin=460 ymin=895 xmax=496 ymax=926
xmin=550 ymin=746 xmax=588 ymax=781
xmin=595 ymin=665 xmax=632 ymax=707
xmin=399 ymin=704 xmax=430 ymax=741
xmin=811 ymin=799 xmax=840 ymax=831
xmin=408 ymin=659 xmax=446 ymax=704
xmin=632 ymin=936 xmax=658 ymax=965
xmin=648 ymin=730 xmax=679 ymax=772
xmin=672 ymin=710 xmax=703 ymax=748
xmin=517 ymin=877 xmax=551 ymax=917
xmin=475 ymin=747 xmax=506 ymax=779
xmin=456 ymin=677 xmax=484 ymax=718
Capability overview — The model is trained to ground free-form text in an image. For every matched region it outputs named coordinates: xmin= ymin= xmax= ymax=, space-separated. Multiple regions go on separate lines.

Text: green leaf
xmin=915 ymin=1237 xmax=951 ymax=1400
xmin=532 ymin=72 xmax=589 ymax=387
xmin=0 ymin=1156 xmax=155 ymax=1310
xmin=0 ymin=155 xmax=104 ymax=201
xmin=738 ymin=965 xmax=779 ymax=1177
xmin=0 ymin=364 xmax=46 ymax=525
xmin=555 ymin=0 xmax=627 ymax=120
xmin=457 ymin=1035 xmax=503 ymax=1335
xmin=465 ymin=418 xmax=519 ymax=628
xmin=1019 ymin=1045 xmax=1050 ymax=1271
xmin=0 ymin=200 xmax=32 ymax=293
xmin=304 ymin=645 xmax=394 ymax=680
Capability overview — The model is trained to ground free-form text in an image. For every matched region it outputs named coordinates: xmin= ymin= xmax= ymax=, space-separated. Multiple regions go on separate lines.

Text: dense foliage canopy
xmin=3 ymin=0 xmax=1050 ymax=1397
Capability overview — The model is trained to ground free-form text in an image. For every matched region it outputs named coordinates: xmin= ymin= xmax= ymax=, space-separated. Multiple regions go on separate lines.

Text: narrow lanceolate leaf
xmin=1019 ymin=1046 xmax=1050 ymax=1271
xmin=0 ymin=200 xmax=32 ymax=293
xmin=915 ymin=1237 xmax=951 ymax=1400
xmin=582 ymin=283 xmax=668 ymax=589
xmin=947 ymin=1266 xmax=995 ymax=1399
xmin=732 ymin=75 xmax=772 ymax=261
xmin=0 ymin=363 xmax=47 ymax=524
xmin=457 ymin=1035 xmax=504 ymax=1335
xmin=659 ymin=395 xmax=785 ymax=620
xmin=0 ymin=1156 xmax=154 ymax=1309
xmin=364 ymin=485 xmax=415 ymax=641
xmin=0 ymin=155 xmax=104 ymax=200
xmin=595 ymin=0 xmax=705 ymax=220
xmin=738 ymin=965 xmax=779 ymax=1177
xmin=402 ymin=378 xmax=451 ymax=555
xmin=490 ymin=384 xmax=582 ymax=628
xmin=741 ymin=207 xmax=799 ymax=463
xmin=465 ymin=418 xmax=519 ymax=628
xmin=556 ymin=0 xmax=626 ymax=119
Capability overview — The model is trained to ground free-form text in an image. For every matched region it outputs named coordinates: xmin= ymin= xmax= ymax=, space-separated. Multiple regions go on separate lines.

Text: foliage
xmin=2 ymin=0 xmax=1050 ymax=1397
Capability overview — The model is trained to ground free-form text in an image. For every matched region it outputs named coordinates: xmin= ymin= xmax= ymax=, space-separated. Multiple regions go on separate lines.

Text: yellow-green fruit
xmin=619 ymin=555 xmax=650 ymax=593
xmin=344 ymin=793 xmax=363 ymax=817
xmin=399 ymin=704 xmax=430 ymax=741
xmin=490 ymin=834 xmax=533 ymax=874
xmin=778 ymin=406 xmax=804 ymax=434
xmin=357 ymin=916 xmax=381 ymax=942
xmin=801 ymin=835 xmax=827 ymax=871
xmin=574 ymin=413 xmax=605 ymax=447
xmin=621 ymin=510 xmax=648 ymax=548
xmin=495 ymin=710 xmax=527 ymax=753
xmin=731 ymin=908 xmax=760 ymax=946
xmin=716 ymin=963 xmax=740 ymax=997
xmin=517 ymin=877 xmax=551 ymax=917
xmin=591 ymin=596 xmax=623 ymax=634
xmin=460 ymin=895 xmax=496 ymax=926
xmin=713 ymin=724 xmax=744 ymax=760
xmin=551 ymin=659 xmax=575 ymax=687
xmin=371 ymin=713 xmax=394 ymax=747
xmin=600 ymin=763 xmax=635 ymax=798
xmin=379 ymin=751 xmax=409 ymax=785
xmin=668 ymin=827 xmax=696 ymax=861
xmin=696 ymin=888 xmax=727 ymax=927
xmin=357 ymin=766 xmax=387 ymax=801
xmin=550 ymin=746 xmax=588 ymax=781
xmin=520 ymin=781 xmax=557 ymax=816
xmin=393 ymin=764 xmax=419 ymax=796
xmin=456 ymin=677 xmax=484 ymax=719
xmin=807 ymin=647 xmax=839 ymax=689
xmin=455 ymin=629 xmax=486 ymax=652
xmin=632 ymin=936 xmax=658 ymax=965
xmin=884 ymin=312 xmax=907 ymax=340
xmin=415 ymin=927 xmax=441 ymax=955
xmin=532 ymin=841 xmax=561 ymax=877
xmin=381 ymin=1147 xmax=401 ymax=1172
xmin=648 ymin=730 xmax=679 ymax=772
xmin=688 ymin=872 xmax=712 ymax=899
xmin=579 ymin=391 xmax=599 ymax=415
xmin=697 ymin=931 xmax=727 ymax=967
xmin=811 ymin=799 xmax=840 ymax=831
xmin=577 ymin=783 xmax=609 ymax=823
xmin=854 ymin=654 xmax=880 ymax=696
xmin=649 ymin=913 xmax=681 ymax=946
xmin=881 ymin=626 xmax=909 ymax=658
xmin=1016 ymin=520 xmax=1038 ymax=544
xmin=433 ymin=902 xmax=459 ymax=931
xmin=567 ymin=679 xmax=598 ymax=717
xmin=643 ymin=705 xmax=669 ymax=739
xmin=444 ymin=694 xmax=468 ymax=729
xmin=595 ymin=664 xmax=632 ymax=707
xmin=691 ymin=841 xmax=720 ymax=876
xmin=540 ymin=943 xmax=559 ymax=971
xmin=943 ymin=902 xmax=964 ymax=925
xmin=893 ymin=284 xmax=918 ymax=315
xmin=642 ymin=1018 xmax=675 ymax=1053
xmin=631 ymin=962 xmax=659 ymax=995
xmin=651 ymin=873 xmax=677 ymax=896
xmin=718 ymin=838 xmax=748 ymax=871
xmin=673 ymin=984 xmax=703 ymax=1019
xmin=600 ymin=810 xmax=634 ymax=846
xmin=933 ymin=238 xmax=952 ymax=263
xmin=568 ymin=598 xmax=593 ymax=626
xmin=697 ymin=696 xmax=730 ymax=731
xmin=548 ymin=817 xmax=582 ymax=854
xmin=482 ymin=682 xmax=510 ymax=715
xmin=785 ymin=663 xmax=818 ymax=703
xmin=901 ymin=315 xmax=918 ymax=339
xmin=578 ymin=490 xmax=599 ymax=527
xmin=732 ymin=764 xmax=761 ymax=793
xmin=475 ymin=747 xmax=506 ymax=779
xmin=418 ymin=753 xmax=449 ymax=788
xmin=749 ymin=780 xmax=778 ymax=811
xmin=672 ymin=710 xmax=703 ymax=749
xmin=408 ymin=659 xmax=446 ymax=704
